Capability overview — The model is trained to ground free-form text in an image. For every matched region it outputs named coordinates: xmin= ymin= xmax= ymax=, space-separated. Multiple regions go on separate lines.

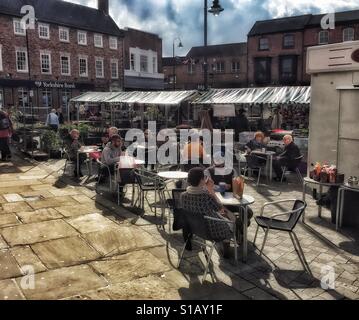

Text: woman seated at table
xmin=180 ymin=167 xmax=239 ymax=259
xmin=64 ymin=129 xmax=86 ymax=178
xmin=245 ymin=131 xmax=266 ymax=153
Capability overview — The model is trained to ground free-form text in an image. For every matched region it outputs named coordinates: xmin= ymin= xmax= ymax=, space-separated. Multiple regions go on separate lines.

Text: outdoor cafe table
xmin=302 ymin=177 xmax=343 ymax=223
xmin=77 ymin=146 xmax=99 ymax=176
xmin=215 ymin=192 xmax=255 ymax=263
xmin=251 ymin=150 xmax=276 ymax=182
xmin=158 ymin=171 xmax=189 ymax=181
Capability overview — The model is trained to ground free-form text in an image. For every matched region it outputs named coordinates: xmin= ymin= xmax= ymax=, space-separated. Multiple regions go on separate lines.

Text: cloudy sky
xmin=65 ymin=0 xmax=359 ymax=56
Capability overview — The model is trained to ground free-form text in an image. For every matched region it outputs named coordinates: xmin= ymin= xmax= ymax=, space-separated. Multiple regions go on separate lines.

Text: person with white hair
xmin=273 ymin=135 xmax=302 ymax=181
xmin=46 ymin=109 xmax=60 ymax=131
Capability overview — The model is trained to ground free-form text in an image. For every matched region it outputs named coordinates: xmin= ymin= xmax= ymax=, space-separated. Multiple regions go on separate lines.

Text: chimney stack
xmin=98 ymin=0 xmax=109 ymax=15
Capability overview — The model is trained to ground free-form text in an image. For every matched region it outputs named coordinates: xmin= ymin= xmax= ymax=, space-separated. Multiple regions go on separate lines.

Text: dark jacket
xmin=280 ymin=142 xmax=301 ymax=162
xmin=232 ymin=115 xmax=250 ymax=137
xmin=246 ymin=139 xmax=265 ymax=151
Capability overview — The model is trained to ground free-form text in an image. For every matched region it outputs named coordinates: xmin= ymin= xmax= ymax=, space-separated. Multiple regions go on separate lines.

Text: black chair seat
xmin=255 ymin=216 xmax=293 ymax=232
xmin=141 ymin=182 xmax=166 ymax=191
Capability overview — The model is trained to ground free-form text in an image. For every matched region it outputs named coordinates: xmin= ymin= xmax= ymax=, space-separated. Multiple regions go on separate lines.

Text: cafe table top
xmin=158 ymin=171 xmax=189 ymax=180
xmin=215 ymin=192 xmax=255 ymax=206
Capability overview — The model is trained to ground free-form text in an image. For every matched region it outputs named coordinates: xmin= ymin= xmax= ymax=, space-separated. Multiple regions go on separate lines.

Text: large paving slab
xmin=27 ymin=196 xmax=79 ymax=210
xmin=0 ymin=279 xmax=25 ymax=300
xmin=16 ymin=208 xmax=63 ymax=224
xmin=90 ymin=250 xmax=172 ymax=284
xmin=10 ymin=246 xmax=47 ymax=273
xmin=0 ymin=214 xmax=20 ymax=228
xmin=0 ymin=251 xmax=23 ymax=280
xmin=55 ymin=204 xmax=101 ymax=218
xmin=2 ymin=194 xmax=24 ymax=203
xmin=1 ymin=220 xmax=79 ymax=246
xmin=31 ymin=236 xmax=101 ymax=269
xmin=82 ymin=226 xmax=163 ymax=256
xmin=1 ymin=202 xmax=33 ymax=214
xmin=66 ymin=213 xmax=120 ymax=234
xmin=16 ymin=264 xmax=108 ymax=300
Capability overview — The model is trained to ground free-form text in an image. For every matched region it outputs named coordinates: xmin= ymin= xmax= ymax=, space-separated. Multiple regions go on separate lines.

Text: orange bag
xmin=233 ymin=176 xmax=245 ymax=199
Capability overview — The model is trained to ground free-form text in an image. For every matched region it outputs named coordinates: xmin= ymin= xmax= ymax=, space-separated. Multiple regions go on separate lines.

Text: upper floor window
xmin=259 ymin=38 xmax=269 ymax=51
xmin=152 ymin=57 xmax=157 ymax=73
xmin=13 ymin=18 xmax=26 ymax=36
xmin=188 ymin=63 xmax=195 ymax=74
xmin=283 ymin=34 xmax=295 ymax=48
xmin=59 ymin=27 xmax=69 ymax=42
xmin=140 ymin=55 xmax=148 ymax=73
xmin=78 ymin=31 xmax=87 ymax=45
xmin=343 ymin=28 xmax=355 ymax=42
xmin=16 ymin=48 xmax=28 ymax=72
xmin=79 ymin=56 xmax=88 ymax=77
xmin=60 ymin=54 xmax=71 ymax=76
xmin=95 ymin=57 xmax=104 ymax=78
xmin=111 ymin=59 xmax=119 ymax=79
xmin=231 ymin=61 xmax=240 ymax=73
xmin=319 ymin=30 xmax=329 ymax=44
xmin=38 ymin=23 xmax=50 ymax=39
xmin=130 ymin=53 xmax=136 ymax=71
xmin=213 ymin=61 xmax=225 ymax=73
xmin=94 ymin=34 xmax=103 ymax=48
xmin=109 ymin=37 xmax=118 ymax=50
xmin=254 ymin=57 xmax=271 ymax=85
xmin=40 ymin=51 xmax=52 ymax=74
xmin=279 ymin=55 xmax=297 ymax=84
xmin=0 ymin=45 xmax=3 ymax=72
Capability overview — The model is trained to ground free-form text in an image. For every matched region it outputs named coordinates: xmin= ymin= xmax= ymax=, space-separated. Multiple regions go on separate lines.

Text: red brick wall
xmin=123 ymin=28 xmax=163 ymax=73
xmin=0 ymin=13 xmax=124 ymax=109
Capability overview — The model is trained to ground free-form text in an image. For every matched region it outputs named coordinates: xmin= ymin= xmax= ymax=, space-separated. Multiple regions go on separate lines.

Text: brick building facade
xmin=163 ymin=43 xmax=247 ymax=90
xmin=123 ymin=28 xmax=164 ymax=90
xmin=0 ymin=0 xmax=124 ymax=119
xmin=247 ymin=10 xmax=359 ymax=87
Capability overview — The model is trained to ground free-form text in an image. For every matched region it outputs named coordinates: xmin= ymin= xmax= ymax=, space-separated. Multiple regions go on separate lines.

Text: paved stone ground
xmin=0 ymin=154 xmax=358 ymax=300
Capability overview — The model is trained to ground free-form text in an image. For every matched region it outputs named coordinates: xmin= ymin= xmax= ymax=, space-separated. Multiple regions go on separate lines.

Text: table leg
xmin=77 ymin=152 xmax=80 ymax=177
xmin=336 ymin=188 xmax=343 ymax=231
xmin=302 ymin=182 xmax=307 ymax=222
xmin=339 ymin=189 xmax=345 ymax=229
xmin=318 ymin=185 xmax=323 ymax=218
xmin=269 ymin=155 xmax=273 ymax=182
xmin=242 ymin=206 xmax=248 ymax=263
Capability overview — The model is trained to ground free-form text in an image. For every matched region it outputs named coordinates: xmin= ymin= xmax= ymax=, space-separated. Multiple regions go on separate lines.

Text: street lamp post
xmin=203 ymin=0 xmax=224 ymax=91
xmin=172 ymin=37 xmax=183 ymax=90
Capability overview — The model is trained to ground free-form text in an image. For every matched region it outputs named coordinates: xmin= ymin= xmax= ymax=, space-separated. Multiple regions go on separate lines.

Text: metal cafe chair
xmin=134 ymin=168 xmax=167 ymax=223
xmin=253 ymin=199 xmax=311 ymax=274
xmin=96 ymin=159 xmax=114 ymax=192
xmin=62 ymin=149 xmax=90 ymax=177
xmin=177 ymin=209 xmax=238 ymax=283
xmin=166 ymin=189 xmax=186 ymax=233
xmin=281 ymin=155 xmax=304 ymax=184
xmin=243 ymin=154 xmax=268 ymax=186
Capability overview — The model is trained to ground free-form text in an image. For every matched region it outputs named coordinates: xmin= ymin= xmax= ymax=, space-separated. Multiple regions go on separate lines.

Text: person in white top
xmin=46 ymin=109 xmax=60 ymax=132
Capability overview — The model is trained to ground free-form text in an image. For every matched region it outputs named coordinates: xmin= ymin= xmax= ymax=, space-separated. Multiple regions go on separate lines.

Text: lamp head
xmin=208 ymin=0 xmax=224 ymax=16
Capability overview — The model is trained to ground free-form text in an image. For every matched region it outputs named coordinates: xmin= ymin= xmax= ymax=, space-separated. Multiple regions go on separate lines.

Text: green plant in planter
xmin=42 ymin=130 xmax=62 ymax=153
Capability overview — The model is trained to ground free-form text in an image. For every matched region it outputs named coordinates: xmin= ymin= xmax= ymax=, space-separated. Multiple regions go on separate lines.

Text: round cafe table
xmin=157 ymin=171 xmax=189 ymax=180
xmin=77 ymin=146 xmax=99 ymax=176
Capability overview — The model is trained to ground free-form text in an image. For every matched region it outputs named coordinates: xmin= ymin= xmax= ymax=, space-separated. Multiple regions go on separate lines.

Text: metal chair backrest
xmin=134 ymin=168 xmax=163 ymax=190
xmin=181 ymin=209 xmax=211 ymax=241
xmin=287 ymin=200 xmax=307 ymax=230
xmin=172 ymin=189 xmax=186 ymax=209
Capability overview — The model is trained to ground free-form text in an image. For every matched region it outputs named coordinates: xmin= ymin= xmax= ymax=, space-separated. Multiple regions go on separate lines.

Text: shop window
xmin=61 ymin=89 xmax=71 ymax=108
xmin=42 ymin=89 xmax=52 ymax=109
xmin=283 ymin=34 xmax=295 ymax=48
xmin=18 ymin=88 xmax=29 ymax=112
xmin=319 ymin=30 xmax=329 ymax=44
xmin=279 ymin=55 xmax=298 ymax=84
xmin=343 ymin=28 xmax=355 ymax=42
xmin=254 ymin=57 xmax=271 ymax=85
xmin=38 ymin=23 xmax=50 ymax=39
xmin=95 ymin=58 xmax=104 ymax=78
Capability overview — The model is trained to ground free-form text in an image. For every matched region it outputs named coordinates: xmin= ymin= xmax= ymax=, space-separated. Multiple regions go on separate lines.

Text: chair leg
xmin=256 ymin=167 xmax=262 ymax=187
xmin=291 ymin=231 xmax=312 ymax=275
xmin=296 ymin=168 xmax=303 ymax=184
xmin=178 ymin=238 xmax=189 ymax=268
xmin=202 ymin=242 xmax=215 ymax=284
xmin=253 ymin=225 xmax=260 ymax=246
xmin=260 ymin=228 xmax=270 ymax=256
xmin=281 ymin=167 xmax=287 ymax=183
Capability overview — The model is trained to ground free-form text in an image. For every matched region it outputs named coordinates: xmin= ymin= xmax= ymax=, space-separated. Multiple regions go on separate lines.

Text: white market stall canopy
xmin=70 ymin=90 xmax=198 ymax=105
xmin=193 ymin=86 xmax=311 ymax=105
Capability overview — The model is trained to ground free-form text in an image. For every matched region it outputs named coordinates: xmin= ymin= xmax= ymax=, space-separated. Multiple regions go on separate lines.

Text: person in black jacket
xmin=273 ymin=135 xmax=301 ymax=181
xmin=232 ymin=109 xmax=250 ymax=141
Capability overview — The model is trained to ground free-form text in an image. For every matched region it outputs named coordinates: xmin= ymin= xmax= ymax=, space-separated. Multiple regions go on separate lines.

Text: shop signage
xmin=34 ymin=81 xmax=76 ymax=89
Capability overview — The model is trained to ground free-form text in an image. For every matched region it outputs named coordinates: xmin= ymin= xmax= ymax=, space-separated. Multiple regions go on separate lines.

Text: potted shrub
xmin=42 ymin=130 xmax=62 ymax=159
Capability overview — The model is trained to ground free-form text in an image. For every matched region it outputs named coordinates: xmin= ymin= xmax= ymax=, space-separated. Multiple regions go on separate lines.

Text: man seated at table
xmin=273 ymin=135 xmax=301 ymax=182
xmin=64 ymin=129 xmax=85 ymax=178
xmin=245 ymin=131 xmax=266 ymax=153
xmin=101 ymin=134 xmax=123 ymax=174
